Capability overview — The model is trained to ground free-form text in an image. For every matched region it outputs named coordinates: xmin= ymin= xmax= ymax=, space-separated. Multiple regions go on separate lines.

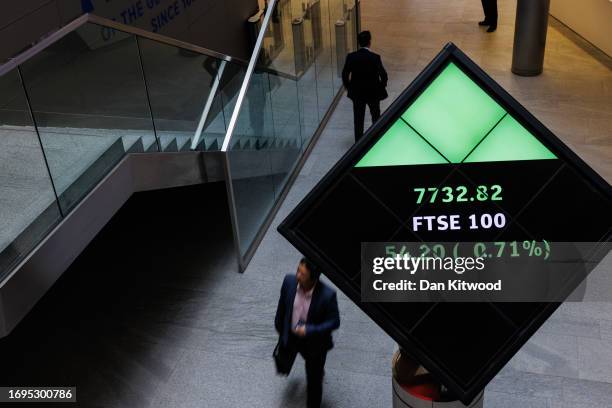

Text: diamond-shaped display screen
xmin=278 ymin=44 xmax=611 ymax=404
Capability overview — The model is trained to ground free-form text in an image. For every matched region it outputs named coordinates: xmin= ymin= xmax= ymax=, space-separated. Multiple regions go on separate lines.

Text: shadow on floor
xmin=0 ymin=181 xmax=236 ymax=406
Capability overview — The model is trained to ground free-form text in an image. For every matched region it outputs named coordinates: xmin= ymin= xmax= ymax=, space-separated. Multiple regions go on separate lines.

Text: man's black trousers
xmin=353 ymin=99 xmax=381 ymax=142
xmin=290 ymin=335 xmax=328 ymax=408
xmin=481 ymin=0 xmax=498 ymax=25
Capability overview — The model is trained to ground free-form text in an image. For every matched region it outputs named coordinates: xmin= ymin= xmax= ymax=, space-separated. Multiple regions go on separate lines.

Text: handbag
xmin=273 ymin=338 xmax=297 ymax=376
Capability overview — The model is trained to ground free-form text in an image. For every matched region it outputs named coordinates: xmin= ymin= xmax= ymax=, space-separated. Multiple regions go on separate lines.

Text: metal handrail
xmin=221 ymin=0 xmax=278 ymax=152
xmin=0 ymin=13 xmax=296 ymax=80
xmin=0 ymin=14 xmax=88 ymax=77
xmin=191 ymin=60 xmax=228 ymax=150
xmin=88 ymin=14 xmax=242 ymax=64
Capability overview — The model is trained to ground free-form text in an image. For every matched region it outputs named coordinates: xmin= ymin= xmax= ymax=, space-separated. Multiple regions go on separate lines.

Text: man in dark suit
xmin=342 ymin=30 xmax=388 ymax=142
xmin=479 ymin=0 xmax=498 ymax=32
xmin=275 ymin=258 xmax=340 ymax=408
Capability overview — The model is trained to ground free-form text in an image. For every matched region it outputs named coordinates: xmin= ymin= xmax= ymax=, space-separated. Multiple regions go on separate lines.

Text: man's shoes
xmin=486 ymin=25 xmax=497 ymax=32
xmin=478 ymin=20 xmax=490 ymax=26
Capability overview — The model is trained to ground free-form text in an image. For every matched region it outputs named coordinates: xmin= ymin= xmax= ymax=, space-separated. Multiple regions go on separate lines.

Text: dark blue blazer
xmin=342 ymin=48 xmax=388 ymax=102
xmin=274 ymin=274 xmax=340 ymax=351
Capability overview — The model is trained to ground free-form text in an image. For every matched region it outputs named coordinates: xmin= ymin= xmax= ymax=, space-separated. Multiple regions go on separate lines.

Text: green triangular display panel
xmin=401 ymin=62 xmax=506 ymax=163
xmin=355 ymin=120 xmax=448 ymax=167
xmin=463 ymin=115 xmax=556 ymax=162
xmin=356 ymin=62 xmax=557 ymax=166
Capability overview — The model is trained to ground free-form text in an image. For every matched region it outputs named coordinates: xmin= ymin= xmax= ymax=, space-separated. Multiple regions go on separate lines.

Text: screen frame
xmin=277 ymin=43 xmax=612 ymax=404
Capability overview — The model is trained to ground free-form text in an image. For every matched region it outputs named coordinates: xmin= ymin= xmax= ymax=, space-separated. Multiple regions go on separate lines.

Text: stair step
xmin=126 ymin=137 xmax=145 ymax=153
xmin=162 ymin=138 xmax=179 ymax=152
xmin=145 ymin=138 xmax=158 ymax=152
xmin=206 ymin=138 xmax=219 ymax=151
xmin=177 ymin=137 xmax=192 ymax=152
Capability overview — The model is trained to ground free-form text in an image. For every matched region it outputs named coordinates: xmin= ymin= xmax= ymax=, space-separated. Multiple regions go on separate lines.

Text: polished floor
xmin=0 ymin=0 xmax=610 ymax=407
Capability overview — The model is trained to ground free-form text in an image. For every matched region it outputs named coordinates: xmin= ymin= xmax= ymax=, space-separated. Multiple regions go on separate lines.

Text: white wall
xmin=550 ymin=0 xmax=612 ymax=57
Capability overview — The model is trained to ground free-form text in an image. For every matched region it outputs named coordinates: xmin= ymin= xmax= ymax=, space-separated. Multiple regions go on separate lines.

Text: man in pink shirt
xmin=275 ymin=258 xmax=340 ymax=408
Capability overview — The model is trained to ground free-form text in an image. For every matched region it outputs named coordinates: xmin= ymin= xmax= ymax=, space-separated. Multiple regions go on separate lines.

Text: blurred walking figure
xmin=479 ymin=0 xmax=498 ymax=32
xmin=342 ymin=30 xmax=388 ymax=142
xmin=274 ymin=258 xmax=340 ymax=408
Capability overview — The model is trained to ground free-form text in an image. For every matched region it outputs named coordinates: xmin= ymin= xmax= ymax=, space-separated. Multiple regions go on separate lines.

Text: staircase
xmin=0 ymin=0 xmax=347 ymax=337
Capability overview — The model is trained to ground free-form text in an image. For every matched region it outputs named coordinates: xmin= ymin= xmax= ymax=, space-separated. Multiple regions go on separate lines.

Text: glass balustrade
xmin=224 ymin=0 xmax=359 ymax=265
xmin=0 ymin=1 xmax=359 ymax=279
xmin=0 ymin=17 xmax=245 ymax=280
xmin=19 ymin=26 xmax=156 ymax=213
xmin=0 ymin=68 xmax=62 ymax=279
xmin=137 ymin=37 xmax=243 ymax=152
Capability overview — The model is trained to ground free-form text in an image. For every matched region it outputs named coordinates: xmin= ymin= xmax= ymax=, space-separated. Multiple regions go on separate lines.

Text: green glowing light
xmin=463 ymin=115 xmax=556 ymax=162
xmin=354 ymin=61 xmax=558 ymax=167
xmin=355 ymin=121 xmax=448 ymax=167
xmin=401 ymin=62 xmax=506 ymax=163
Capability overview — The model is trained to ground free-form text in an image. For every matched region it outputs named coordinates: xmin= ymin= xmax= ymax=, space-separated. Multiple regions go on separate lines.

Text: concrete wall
xmin=550 ymin=0 xmax=612 ymax=57
xmin=0 ymin=0 xmax=259 ymax=63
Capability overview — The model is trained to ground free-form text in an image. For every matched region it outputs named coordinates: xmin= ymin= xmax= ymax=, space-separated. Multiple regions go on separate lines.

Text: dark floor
xmin=0 ymin=181 xmax=237 ymax=407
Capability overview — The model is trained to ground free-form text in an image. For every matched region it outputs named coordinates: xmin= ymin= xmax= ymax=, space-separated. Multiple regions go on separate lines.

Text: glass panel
xmin=263 ymin=0 xmax=303 ymax=193
xmin=228 ymin=70 xmax=277 ymax=254
xmin=346 ymin=0 xmax=359 ymax=54
xmin=328 ymin=0 xmax=358 ymax=92
xmin=297 ymin=63 xmax=319 ymax=149
xmin=138 ymin=38 xmax=231 ymax=152
xmin=218 ymin=62 xmax=249 ymax=150
xmin=329 ymin=0 xmax=346 ymax=92
xmin=269 ymin=72 xmax=302 ymax=198
xmin=289 ymin=0 xmax=312 ymax=77
xmin=313 ymin=0 xmax=335 ymax=118
xmin=226 ymin=0 xmax=357 ymax=260
xmin=283 ymin=0 xmax=319 ymax=149
xmin=0 ymin=69 xmax=62 ymax=280
xmin=232 ymin=70 xmax=276 ymax=150
xmin=19 ymin=24 xmax=156 ymax=213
